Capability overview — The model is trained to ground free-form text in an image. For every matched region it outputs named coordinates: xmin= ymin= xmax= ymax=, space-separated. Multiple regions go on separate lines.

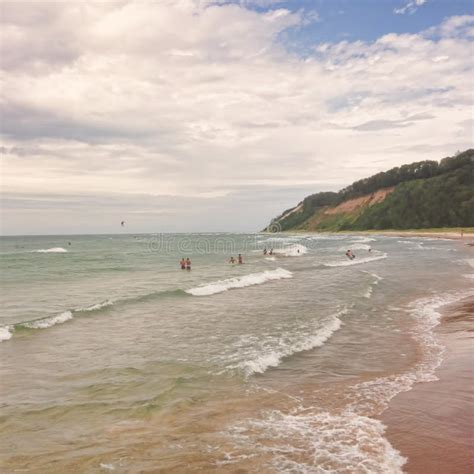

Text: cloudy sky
xmin=1 ymin=0 xmax=473 ymax=235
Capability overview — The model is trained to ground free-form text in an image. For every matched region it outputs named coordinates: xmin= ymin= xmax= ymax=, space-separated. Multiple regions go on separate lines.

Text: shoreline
xmin=344 ymin=230 xmax=474 ymax=242
xmin=270 ymin=228 xmax=474 ymax=243
xmin=381 ymin=296 xmax=474 ymax=473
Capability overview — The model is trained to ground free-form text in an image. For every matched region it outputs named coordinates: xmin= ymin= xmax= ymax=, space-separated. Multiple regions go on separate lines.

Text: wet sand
xmin=382 ymin=298 xmax=474 ymax=473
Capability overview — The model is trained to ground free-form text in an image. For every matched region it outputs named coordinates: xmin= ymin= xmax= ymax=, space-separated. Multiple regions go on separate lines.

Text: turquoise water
xmin=0 ymin=233 xmax=472 ymax=472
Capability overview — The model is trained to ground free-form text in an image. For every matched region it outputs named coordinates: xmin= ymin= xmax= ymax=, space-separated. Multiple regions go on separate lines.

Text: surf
xmin=233 ymin=308 xmax=347 ymax=377
xmin=186 ymin=268 xmax=293 ymax=296
xmin=33 ymin=247 xmax=68 ymax=253
xmin=324 ymin=252 xmax=387 ymax=267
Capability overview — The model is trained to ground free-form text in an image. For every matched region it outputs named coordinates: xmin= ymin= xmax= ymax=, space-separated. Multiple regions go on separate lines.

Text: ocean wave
xmin=324 ymin=253 xmax=387 ymax=267
xmin=186 ymin=268 xmax=293 ymax=296
xmin=363 ymin=286 xmax=373 ymax=299
xmin=33 ymin=247 xmax=68 ymax=253
xmin=236 ymin=308 xmax=346 ymax=376
xmin=338 ymin=243 xmax=372 ymax=251
xmin=2 ymin=290 xmax=188 ymax=342
xmin=347 ymin=289 xmax=474 ymax=417
xmin=272 ymin=244 xmax=308 ymax=257
xmin=223 ymin=405 xmax=405 ymax=473
xmin=351 ymin=237 xmax=376 ymax=243
xmin=258 ymin=237 xmax=301 ymax=244
xmin=20 ymin=311 xmax=74 ymax=329
xmin=76 ymin=300 xmax=114 ymax=312
xmin=0 ymin=326 xmax=13 ymax=342
xmin=361 ymin=270 xmax=384 ymax=283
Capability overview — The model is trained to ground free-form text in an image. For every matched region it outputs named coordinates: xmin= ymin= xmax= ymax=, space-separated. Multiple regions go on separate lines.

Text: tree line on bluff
xmin=268 ymin=149 xmax=474 ymax=231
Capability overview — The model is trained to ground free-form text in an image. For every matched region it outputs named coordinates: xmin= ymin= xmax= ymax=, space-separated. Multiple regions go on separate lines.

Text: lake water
xmin=0 ymin=233 xmax=472 ymax=473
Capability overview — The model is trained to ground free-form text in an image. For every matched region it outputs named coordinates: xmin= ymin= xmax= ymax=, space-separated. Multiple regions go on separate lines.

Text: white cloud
xmin=394 ymin=0 xmax=427 ymax=15
xmin=0 ymin=1 xmax=472 ymax=233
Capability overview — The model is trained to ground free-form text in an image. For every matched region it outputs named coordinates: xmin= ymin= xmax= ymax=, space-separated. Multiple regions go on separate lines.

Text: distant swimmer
xmin=68 ymin=242 xmax=71 ymax=246
xmin=121 ymin=221 xmax=125 ymax=227
xmin=180 ymin=258 xmax=186 ymax=270
xmin=269 ymin=248 xmax=273 ymax=255
xmin=345 ymin=250 xmax=355 ymax=260
xmin=186 ymin=258 xmax=192 ymax=270
xmin=368 ymin=247 xmax=372 ymax=252
xmin=238 ymin=254 xmax=243 ymax=264
xmin=229 ymin=256 xmax=236 ymax=264
xmin=263 ymin=248 xmax=267 ymax=255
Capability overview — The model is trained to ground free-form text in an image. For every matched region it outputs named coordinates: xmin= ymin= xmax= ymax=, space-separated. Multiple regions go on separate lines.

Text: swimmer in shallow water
xmin=345 ymin=250 xmax=355 ymax=260
xmin=229 ymin=256 xmax=235 ymax=264
xmin=186 ymin=258 xmax=192 ymax=270
xmin=180 ymin=258 xmax=186 ymax=270
xmin=238 ymin=254 xmax=243 ymax=264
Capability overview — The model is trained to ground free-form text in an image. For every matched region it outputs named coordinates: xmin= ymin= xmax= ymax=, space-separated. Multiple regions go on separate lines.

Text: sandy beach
xmin=382 ymin=297 xmax=474 ymax=473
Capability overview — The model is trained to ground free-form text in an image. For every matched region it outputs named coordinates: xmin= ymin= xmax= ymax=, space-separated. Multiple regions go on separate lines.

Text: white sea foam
xmin=186 ymin=268 xmax=293 ymax=296
xmin=0 ymin=326 xmax=13 ymax=342
xmin=348 ymin=289 xmax=474 ymax=416
xmin=466 ymin=259 xmax=474 ymax=268
xmin=362 ymin=270 xmax=383 ymax=284
xmin=265 ymin=256 xmax=276 ymax=261
xmin=34 ymin=247 xmax=68 ymax=253
xmin=77 ymin=300 xmax=114 ymax=312
xmin=99 ymin=463 xmax=116 ymax=471
xmin=224 ymin=407 xmax=405 ymax=473
xmin=338 ymin=243 xmax=371 ymax=251
xmin=324 ymin=252 xmax=387 ymax=267
xmin=363 ymin=286 xmax=373 ymax=299
xmin=23 ymin=311 xmax=73 ymax=329
xmin=272 ymin=244 xmax=308 ymax=257
xmin=463 ymin=274 xmax=474 ymax=280
xmin=258 ymin=237 xmax=300 ymax=244
xmin=351 ymin=237 xmax=376 ymax=243
xmin=236 ymin=309 xmax=346 ymax=376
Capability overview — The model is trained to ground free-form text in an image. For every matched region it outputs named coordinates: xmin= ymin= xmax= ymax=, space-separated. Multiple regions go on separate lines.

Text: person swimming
xmin=345 ymin=250 xmax=355 ymax=260
xmin=180 ymin=258 xmax=186 ymax=270
xmin=186 ymin=258 xmax=191 ymax=270
xmin=229 ymin=256 xmax=236 ymax=264
xmin=269 ymin=248 xmax=273 ymax=255
xmin=263 ymin=248 xmax=267 ymax=255
xmin=238 ymin=254 xmax=243 ymax=264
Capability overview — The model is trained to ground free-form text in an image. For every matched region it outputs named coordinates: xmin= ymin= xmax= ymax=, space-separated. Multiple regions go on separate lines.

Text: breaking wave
xmin=0 ymin=326 xmax=13 ymax=342
xmin=186 ymin=268 xmax=293 ymax=296
xmin=272 ymin=244 xmax=308 ymax=257
xmin=324 ymin=253 xmax=387 ymax=267
xmin=229 ymin=308 xmax=347 ymax=377
xmin=33 ymin=247 xmax=68 ymax=253
xmin=21 ymin=311 xmax=74 ymax=329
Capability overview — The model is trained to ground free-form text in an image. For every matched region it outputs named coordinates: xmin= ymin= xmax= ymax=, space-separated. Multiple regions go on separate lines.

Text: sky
xmin=1 ymin=0 xmax=473 ymax=235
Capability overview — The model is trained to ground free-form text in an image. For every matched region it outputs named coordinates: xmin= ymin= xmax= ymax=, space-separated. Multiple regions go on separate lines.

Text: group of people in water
xmin=180 ymin=246 xmax=369 ymax=269
xmin=229 ymin=254 xmax=243 ymax=264
xmin=179 ymin=254 xmax=244 ymax=269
